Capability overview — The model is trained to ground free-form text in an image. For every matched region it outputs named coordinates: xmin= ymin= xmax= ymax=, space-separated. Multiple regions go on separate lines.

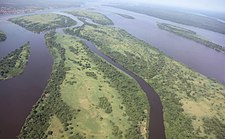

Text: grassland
xmin=0 ymin=30 xmax=7 ymax=41
xmin=0 ymin=42 xmax=30 ymax=80
xmin=66 ymin=10 xmax=113 ymax=25
xmin=115 ymin=13 xmax=134 ymax=19
xmin=157 ymin=23 xmax=225 ymax=53
xmin=66 ymin=24 xmax=225 ymax=139
xmin=9 ymin=13 xmax=76 ymax=33
xmin=110 ymin=5 xmax=225 ymax=35
xmin=18 ymin=32 xmax=149 ymax=139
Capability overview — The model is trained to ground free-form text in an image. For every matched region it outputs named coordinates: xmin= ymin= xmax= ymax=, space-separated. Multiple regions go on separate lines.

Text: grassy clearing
xmin=9 ymin=13 xmax=76 ymax=33
xmin=0 ymin=30 xmax=7 ymax=41
xmin=66 ymin=10 xmax=113 ymax=25
xmin=19 ymin=32 xmax=149 ymax=139
xmin=0 ymin=42 xmax=30 ymax=80
xmin=157 ymin=23 xmax=225 ymax=53
xmin=66 ymin=24 xmax=225 ymax=139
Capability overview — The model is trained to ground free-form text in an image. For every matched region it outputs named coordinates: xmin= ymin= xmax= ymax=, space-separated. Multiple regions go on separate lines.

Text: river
xmin=96 ymin=6 xmax=225 ymax=85
xmin=0 ymin=20 xmax=53 ymax=139
xmin=0 ymin=5 xmax=225 ymax=139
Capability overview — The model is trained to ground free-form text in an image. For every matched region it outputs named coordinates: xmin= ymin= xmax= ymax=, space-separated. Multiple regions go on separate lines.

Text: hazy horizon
xmin=98 ymin=0 xmax=225 ymax=13
xmin=1 ymin=0 xmax=225 ymax=13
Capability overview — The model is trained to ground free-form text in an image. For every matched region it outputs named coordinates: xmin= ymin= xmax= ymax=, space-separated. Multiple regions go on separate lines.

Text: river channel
xmin=0 ymin=20 xmax=53 ymax=139
xmin=0 ymin=5 xmax=225 ymax=139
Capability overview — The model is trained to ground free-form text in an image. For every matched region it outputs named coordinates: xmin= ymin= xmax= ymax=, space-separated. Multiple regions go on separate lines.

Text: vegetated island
xmin=0 ymin=42 xmax=30 ymax=80
xmin=9 ymin=13 xmax=77 ymax=33
xmin=65 ymin=23 xmax=225 ymax=139
xmin=157 ymin=23 xmax=225 ymax=53
xmin=0 ymin=30 xmax=7 ymax=41
xmin=66 ymin=10 xmax=114 ymax=25
xmin=18 ymin=32 xmax=149 ymax=139
xmin=115 ymin=13 xmax=135 ymax=19
xmin=109 ymin=5 xmax=225 ymax=35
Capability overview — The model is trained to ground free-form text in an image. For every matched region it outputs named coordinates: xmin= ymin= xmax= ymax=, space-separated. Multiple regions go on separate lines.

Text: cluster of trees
xmin=9 ymin=14 xmax=76 ymax=33
xmin=0 ymin=42 xmax=30 ymax=80
xmin=0 ymin=31 xmax=7 ymax=41
xmin=18 ymin=31 xmax=85 ymax=139
xmin=158 ymin=23 xmax=225 ymax=53
xmin=110 ymin=121 xmax=123 ymax=138
xmin=85 ymin=71 xmax=97 ymax=79
xmin=98 ymin=97 xmax=112 ymax=113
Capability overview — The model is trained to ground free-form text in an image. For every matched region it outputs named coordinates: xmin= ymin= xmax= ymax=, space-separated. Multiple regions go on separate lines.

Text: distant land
xmin=108 ymin=4 xmax=225 ymax=34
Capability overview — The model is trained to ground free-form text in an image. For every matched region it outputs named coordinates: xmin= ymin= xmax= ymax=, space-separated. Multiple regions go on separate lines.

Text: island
xmin=18 ymin=31 xmax=149 ymax=139
xmin=115 ymin=13 xmax=135 ymax=19
xmin=66 ymin=10 xmax=113 ymax=25
xmin=0 ymin=42 xmax=30 ymax=80
xmin=65 ymin=22 xmax=225 ymax=138
xmin=0 ymin=30 xmax=7 ymax=41
xmin=9 ymin=13 xmax=77 ymax=33
xmin=157 ymin=23 xmax=225 ymax=53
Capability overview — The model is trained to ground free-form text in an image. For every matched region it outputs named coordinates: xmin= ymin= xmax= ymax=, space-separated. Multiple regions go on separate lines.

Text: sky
xmin=105 ymin=0 xmax=225 ymax=12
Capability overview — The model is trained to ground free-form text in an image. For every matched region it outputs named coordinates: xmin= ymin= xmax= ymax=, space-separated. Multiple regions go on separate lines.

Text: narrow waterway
xmin=83 ymin=40 xmax=165 ymax=139
xmin=56 ymin=11 xmax=166 ymax=138
xmin=1 ymin=5 xmax=225 ymax=139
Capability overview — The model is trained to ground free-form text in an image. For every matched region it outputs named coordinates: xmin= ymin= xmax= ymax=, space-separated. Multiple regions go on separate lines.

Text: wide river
xmin=0 ymin=20 xmax=53 ymax=139
xmin=0 ymin=4 xmax=225 ymax=139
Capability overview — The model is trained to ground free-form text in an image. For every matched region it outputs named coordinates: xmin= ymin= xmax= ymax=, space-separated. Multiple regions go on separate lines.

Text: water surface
xmin=0 ymin=20 xmax=53 ymax=139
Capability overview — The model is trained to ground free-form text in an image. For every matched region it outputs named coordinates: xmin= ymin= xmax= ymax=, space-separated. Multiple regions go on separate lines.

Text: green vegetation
xmin=19 ymin=32 xmax=149 ymax=139
xmin=157 ymin=23 xmax=225 ymax=53
xmin=98 ymin=97 xmax=112 ymax=114
xmin=9 ymin=13 xmax=76 ymax=33
xmin=0 ymin=42 xmax=30 ymax=80
xmin=0 ymin=30 xmax=7 ymax=41
xmin=115 ymin=13 xmax=134 ymax=19
xmin=110 ymin=5 xmax=225 ymax=34
xmin=66 ymin=24 xmax=225 ymax=139
xmin=66 ymin=10 xmax=113 ymax=25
